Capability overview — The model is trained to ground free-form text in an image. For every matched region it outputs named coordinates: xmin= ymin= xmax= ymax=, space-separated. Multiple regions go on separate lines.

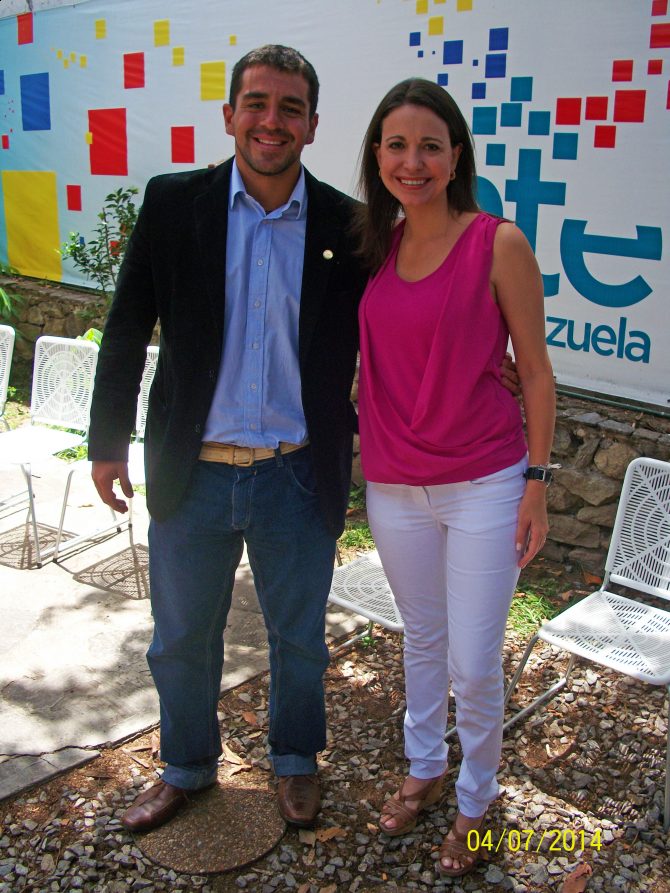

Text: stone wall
xmin=544 ymin=395 xmax=670 ymax=571
xmin=1 ymin=274 xmax=105 ymax=359
xmin=6 ymin=276 xmax=670 ymax=573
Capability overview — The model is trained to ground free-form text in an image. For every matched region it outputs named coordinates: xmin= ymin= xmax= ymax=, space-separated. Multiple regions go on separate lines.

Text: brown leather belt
xmin=199 ymin=440 xmax=306 ymax=467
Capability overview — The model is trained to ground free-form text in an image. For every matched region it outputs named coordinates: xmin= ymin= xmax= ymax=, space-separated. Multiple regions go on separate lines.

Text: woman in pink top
xmin=354 ymin=79 xmax=556 ymax=877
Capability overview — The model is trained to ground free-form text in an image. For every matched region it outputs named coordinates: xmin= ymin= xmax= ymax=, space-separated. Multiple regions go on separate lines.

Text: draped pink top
xmin=358 ymin=212 xmax=527 ymax=485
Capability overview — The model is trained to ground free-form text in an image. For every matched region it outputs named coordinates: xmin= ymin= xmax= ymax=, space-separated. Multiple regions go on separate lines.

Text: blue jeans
xmin=147 ymin=447 xmax=335 ymax=790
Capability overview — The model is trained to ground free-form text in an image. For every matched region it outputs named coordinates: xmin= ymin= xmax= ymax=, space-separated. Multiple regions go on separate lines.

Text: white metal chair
xmin=503 ymin=457 xmax=670 ymax=829
xmin=0 ymin=335 xmax=99 ymax=566
xmin=328 ymin=549 xmax=404 ymax=654
xmin=52 ymin=345 xmax=158 ymax=568
xmin=0 ymin=324 xmax=15 ymax=432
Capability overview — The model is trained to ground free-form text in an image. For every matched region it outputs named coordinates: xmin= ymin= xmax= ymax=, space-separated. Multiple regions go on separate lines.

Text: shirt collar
xmin=229 ymin=160 xmax=306 ymax=219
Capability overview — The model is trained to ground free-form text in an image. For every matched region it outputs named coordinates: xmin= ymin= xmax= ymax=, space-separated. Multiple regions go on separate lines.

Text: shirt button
xmin=194 ymin=423 xmax=201 ymax=433
xmin=249 ymin=423 xmax=257 ymax=430
xmin=250 ymin=383 xmax=257 ymax=390
xmin=252 ymin=342 xmax=259 ymax=350
xmin=257 ymin=258 xmax=264 ymax=266
xmin=254 ymin=300 xmax=261 ymax=308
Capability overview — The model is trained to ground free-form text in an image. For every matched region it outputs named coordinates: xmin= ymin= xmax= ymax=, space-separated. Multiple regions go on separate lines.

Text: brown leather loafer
xmin=121 ymin=781 xmax=189 ymax=833
xmin=277 ymin=774 xmax=321 ymax=827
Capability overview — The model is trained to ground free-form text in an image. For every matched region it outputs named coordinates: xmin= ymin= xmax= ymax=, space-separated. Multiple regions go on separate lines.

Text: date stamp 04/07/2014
xmin=466 ymin=828 xmax=603 ymax=854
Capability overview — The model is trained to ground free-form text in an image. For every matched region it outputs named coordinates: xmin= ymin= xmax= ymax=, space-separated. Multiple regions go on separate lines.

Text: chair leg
xmin=330 ymin=620 xmax=375 ymax=657
xmin=52 ymin=467 xmax=75 ymax=562
xmin=664 ymin=686 xmax=670 ymax=832
xmin=20 ymin=463 xmax=43 ymax=567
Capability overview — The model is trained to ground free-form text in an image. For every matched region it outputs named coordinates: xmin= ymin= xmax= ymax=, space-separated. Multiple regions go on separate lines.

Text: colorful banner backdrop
xmin=0 ymin=0 xmax=668 ymax=406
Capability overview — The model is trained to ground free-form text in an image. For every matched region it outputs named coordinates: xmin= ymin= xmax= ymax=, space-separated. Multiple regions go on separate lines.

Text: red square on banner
xmin=555 ymin=97 xmax=581 ymax=125
xmin=612 ymin=60 xmax=633 ymax=81
xmin=594 ymin=125 xmax=616 ymax=149
xmin=66 ymin=184 xmax=82 ymax=211
xmin=650 ymin=23 xmax=670 ymax=47
xmin=171 ymin=126 xmax=195 ymax=164
xmin=613 ymin=89 xmax=646 ymax=122
xmin=1 ymin=135 xmax=9 ymax=149
xmin=88 ymin=108 xmax=128 ymax=175
xmin=648 ymin=59 xmax=663 ymax=74
xmin=651 ymin=0 xmax=668 ymax=15
xmin=585 ymin=96 xmax=608 ymax=120
xmin=124 ymin=52 xmax=145 ymax=89
xmin=17 ymin=12 xmax=34 ymax=45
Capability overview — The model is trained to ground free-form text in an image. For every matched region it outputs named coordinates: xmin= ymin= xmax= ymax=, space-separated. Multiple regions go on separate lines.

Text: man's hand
xmin=91 ymin=461 xmax=133 ymax=514
xmin=501 ymin=352 xmax=521 ymax=396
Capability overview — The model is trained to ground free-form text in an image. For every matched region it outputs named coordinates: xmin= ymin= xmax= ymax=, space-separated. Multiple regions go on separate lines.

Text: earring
xmin=449 ymin=170 xmax=456 ymax=181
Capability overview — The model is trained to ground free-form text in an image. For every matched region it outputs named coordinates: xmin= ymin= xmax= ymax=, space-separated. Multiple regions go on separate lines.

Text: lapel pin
xmin=322 ymin=249 xmax=334 ymax=260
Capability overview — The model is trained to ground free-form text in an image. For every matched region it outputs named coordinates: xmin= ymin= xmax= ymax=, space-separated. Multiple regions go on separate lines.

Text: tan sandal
xmin=378 ymin=773 xmax=445 ymax=837
xmin=438 ymin=816 xmax=485 ymax=877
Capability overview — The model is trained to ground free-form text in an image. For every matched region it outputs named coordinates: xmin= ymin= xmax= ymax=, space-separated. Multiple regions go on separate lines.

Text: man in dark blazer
xmin=88 ymin=45 xmax=367 ymax=833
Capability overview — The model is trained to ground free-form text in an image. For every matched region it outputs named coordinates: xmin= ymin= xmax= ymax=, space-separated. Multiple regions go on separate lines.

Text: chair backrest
xmin=606 ymin=457 xmax=670 ymax=600
xmin=30 ymin=335 xmax=99 ymax=433
xmin=135 ymin=345 xmax=159 ymax=439
xmin=0 ymin=324 xmax=15 ymax=419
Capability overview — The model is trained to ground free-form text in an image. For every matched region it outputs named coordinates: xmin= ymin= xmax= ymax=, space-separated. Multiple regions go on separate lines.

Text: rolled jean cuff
xmin=160 ymin=762 xmax=218 ymax=790
xmin=270 ymin=753 xmax=317 ymax=777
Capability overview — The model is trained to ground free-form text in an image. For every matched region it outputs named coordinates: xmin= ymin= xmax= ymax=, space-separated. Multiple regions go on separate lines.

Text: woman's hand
xmin=515 ymin=482 xmax=549 ymax=569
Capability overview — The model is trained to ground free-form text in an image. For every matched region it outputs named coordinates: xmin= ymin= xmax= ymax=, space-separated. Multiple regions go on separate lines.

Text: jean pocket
xmin=286 ymin=450 xmax=319 ymax=497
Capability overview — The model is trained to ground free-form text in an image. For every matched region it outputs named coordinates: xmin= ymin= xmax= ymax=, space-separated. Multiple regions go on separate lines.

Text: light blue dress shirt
xmin=203 ymin=162 xmax=308 ymax=448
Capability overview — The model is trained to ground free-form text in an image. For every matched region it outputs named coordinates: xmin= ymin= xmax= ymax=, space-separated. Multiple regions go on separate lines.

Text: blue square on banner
xmin=511 ymin=76 xmax=533 ymax=101
xmin=501 ymin=103 xmax=522 ymax=126
xmin=0 ymin=70 xmax=4 ymax=95
xmin=489 ymin=28 xmax=508 ymax=51
xmin=472 ymin=82 xmax=486 ymax=99
xmin=437 ymin=73 xmax=449 ymax=86
xmin=485 ymin=54 xmax=506 ymax=78
xmin=472 ymin=107 xmax=497 ymax=135
xmin=486 ymin=144 xmax=506 ymax=166
xmin=20 ymin=72 xmax=51 ymax=131
xmin=553 ymin=132 xmax=578 ymax=160
xmin=443 ymin=40 xmax=463 ymax=64
xmin=418 ymin=50 xmax=424 ymax=58
xmin=410 ymin=32 xmax=421 ymax=47
xmin=528 ymin=110 xmax=551 ymax=135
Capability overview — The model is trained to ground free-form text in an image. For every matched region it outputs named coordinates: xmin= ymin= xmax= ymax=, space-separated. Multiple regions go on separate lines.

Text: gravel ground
xmin=1 ymin=562 xmax=669 ymax=893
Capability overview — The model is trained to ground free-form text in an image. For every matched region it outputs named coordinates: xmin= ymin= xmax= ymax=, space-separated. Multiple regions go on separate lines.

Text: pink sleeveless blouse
xmin=358 ymin=212 xmax=527 ymax=485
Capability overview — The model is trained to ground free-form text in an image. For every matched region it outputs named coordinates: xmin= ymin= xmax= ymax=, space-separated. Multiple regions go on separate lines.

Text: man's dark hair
xmin=229 ymin=45 xmax=320 ymax=117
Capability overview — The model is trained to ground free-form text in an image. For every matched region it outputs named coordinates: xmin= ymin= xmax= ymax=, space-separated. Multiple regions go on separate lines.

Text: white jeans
xmin=367 ymin=458 xmax=526 ymax=817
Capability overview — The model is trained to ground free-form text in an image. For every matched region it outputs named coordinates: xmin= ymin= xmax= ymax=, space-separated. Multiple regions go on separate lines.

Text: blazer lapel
xmin=194 ymin=160 xmax=233 ymax=338
xmin=300 ymin=170 xmax=343 ymax=366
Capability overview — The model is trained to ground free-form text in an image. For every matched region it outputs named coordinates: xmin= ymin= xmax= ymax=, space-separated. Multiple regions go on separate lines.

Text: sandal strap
xmin=380 ymin=775 xmax=442 ymax=826
xmin=380 ymin=795 xmax=418 ymax=825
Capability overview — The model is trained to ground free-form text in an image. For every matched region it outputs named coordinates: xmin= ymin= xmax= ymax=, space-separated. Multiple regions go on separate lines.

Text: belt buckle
xmin=233 ymin=446 xmax=255 ymax=466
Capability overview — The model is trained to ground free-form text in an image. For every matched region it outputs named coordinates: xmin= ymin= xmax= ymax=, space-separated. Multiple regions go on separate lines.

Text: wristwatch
xmin=523 ymin=465 xmax=558 ymax=484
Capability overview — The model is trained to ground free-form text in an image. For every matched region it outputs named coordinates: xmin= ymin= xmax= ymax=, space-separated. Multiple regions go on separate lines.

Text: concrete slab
xmin=0 ymin=456 xmax=361 ymax=799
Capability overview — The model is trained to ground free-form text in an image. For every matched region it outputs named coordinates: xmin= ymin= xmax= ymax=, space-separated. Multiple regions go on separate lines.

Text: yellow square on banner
xmin=428 ymin=16 xmax=444 ymax=35
xmin=3 ymin=171 xmax=62 ymax=281
xmin=85 ymin=131 xmax=93 ymax=144
xmin=95 ymin=19 xmax=106 ymax=39
xmin=70 ymin=52 xmax=76 ymax=61
xmin=154 ymin=20 xmax=170 ymax=47
xmin=80 ymin=55 xmax=87 ymax=68
xmin=201 ymin=61 xmax=226 ymax=100
xmin=457 ymin=0 xmax=473 ymax=10
xmin=173 ymin=47 xmax=184 ymax=66
xmin=230 ymin=35 xmax=237 ymax=46
xmin=63 ymin=59 xmax=69 ymax=69
xmin=416 ymin=0 xmax=429 ymax=13
xmin=56 ymin=49 xmax=63 ymax=59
